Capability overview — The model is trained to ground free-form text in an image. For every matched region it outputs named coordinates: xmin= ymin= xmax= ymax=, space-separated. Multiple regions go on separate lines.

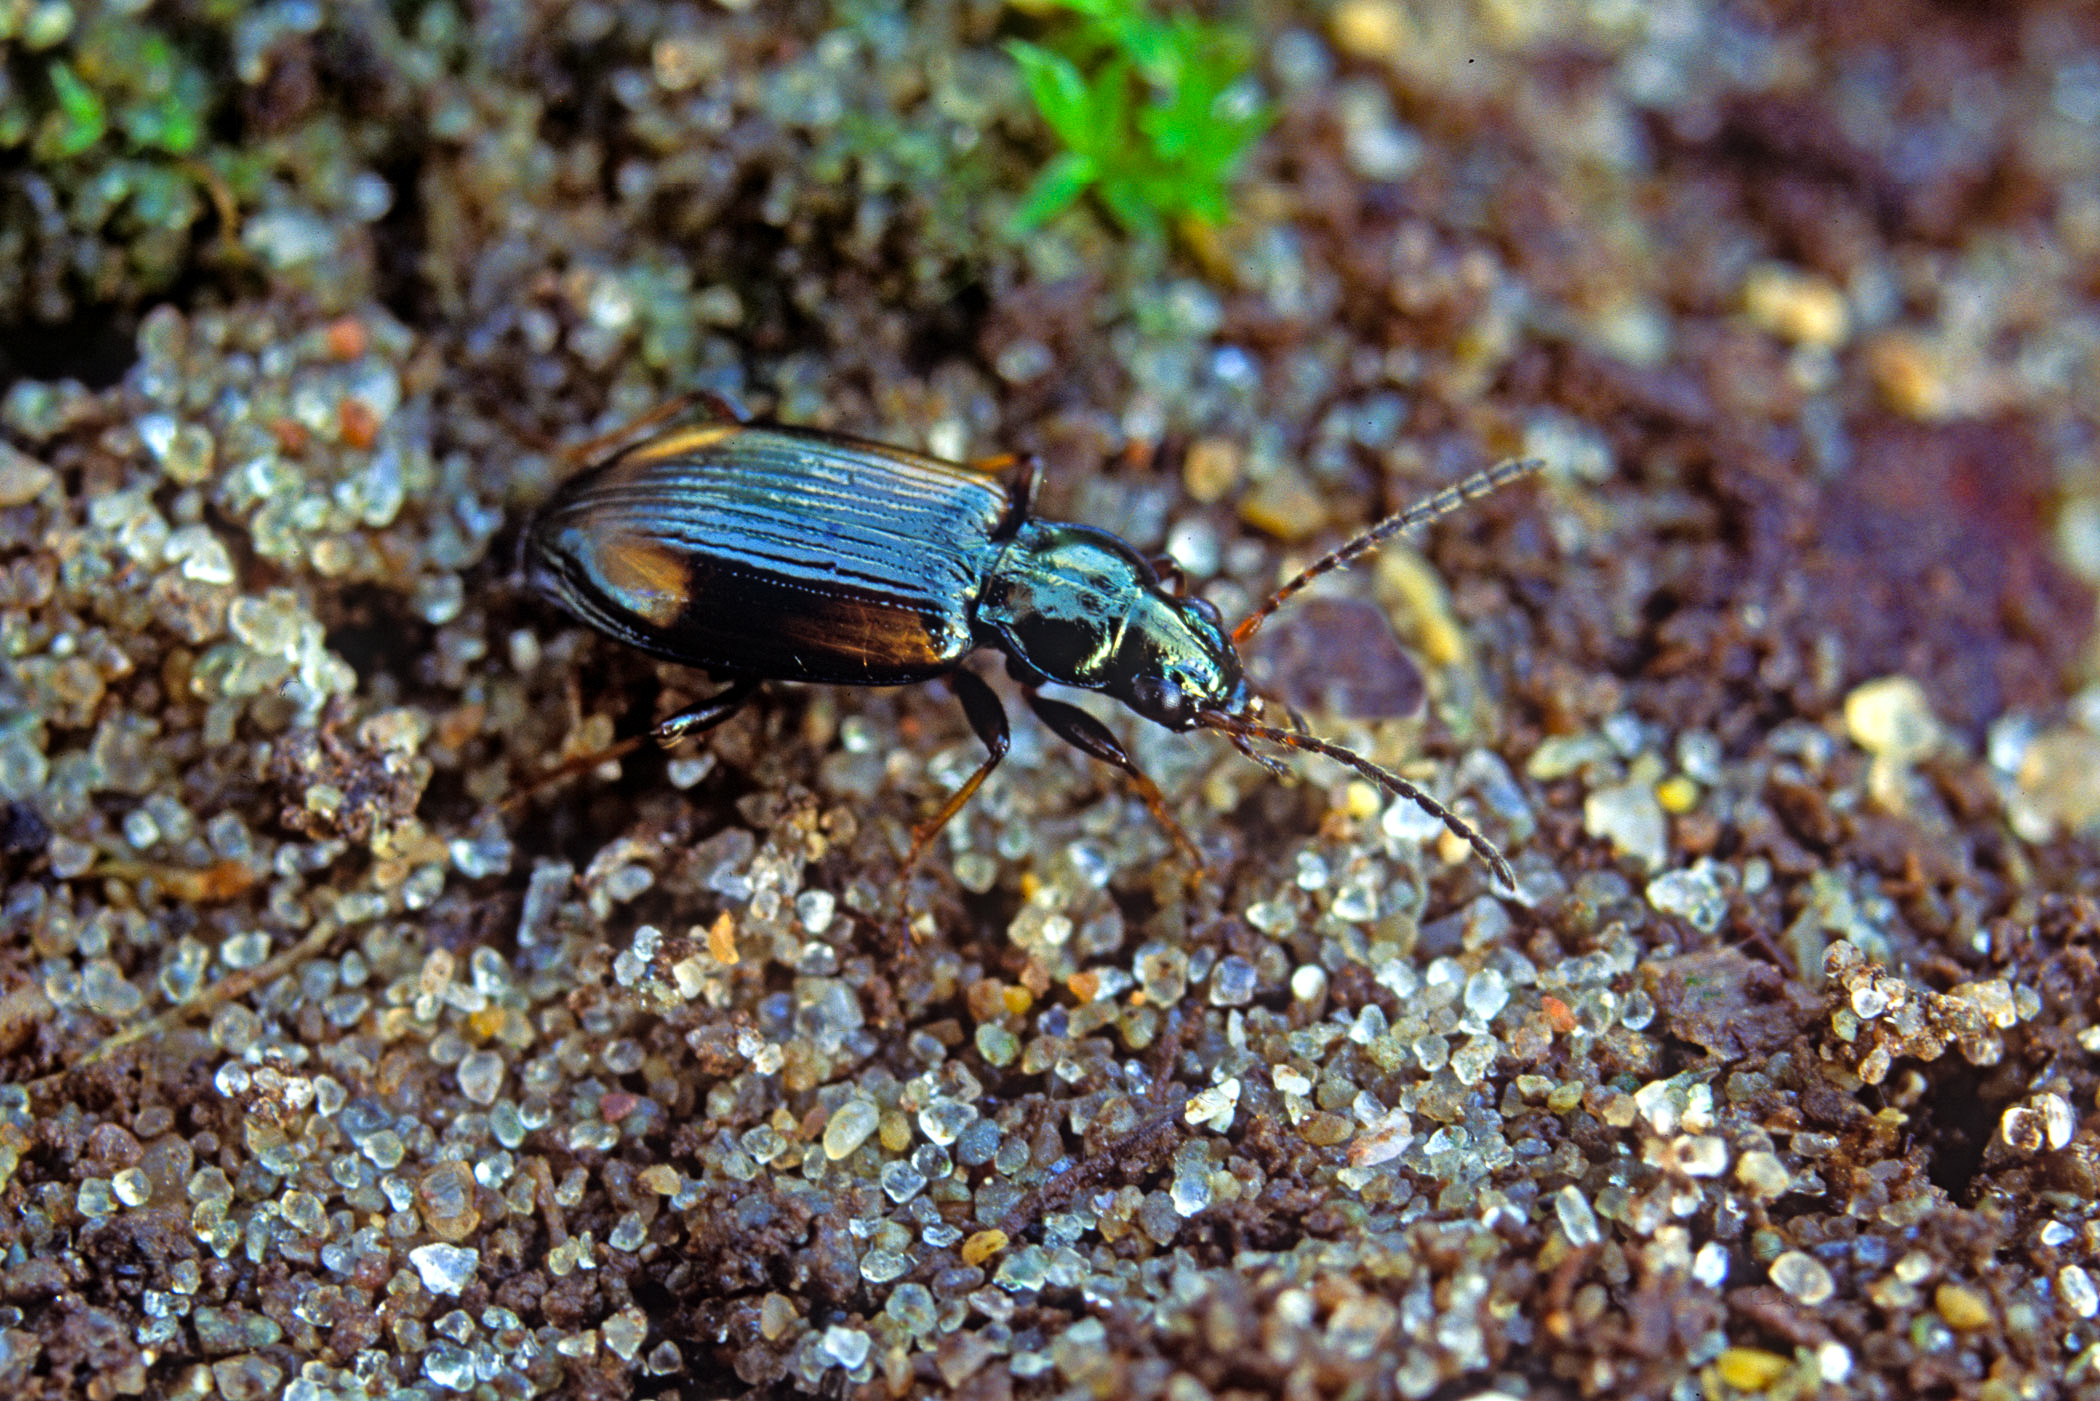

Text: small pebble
xmin=0 ymin=446 xmax=55 ymax=506
xmin=1844 ymin=676 xmax=1941 ymax=763
xmin=1934 ymin=1282 xmax=1993 ymax=1332
xmin=1769 ymin=1251 xmax=1834 ymax=1306
xmin=408 ymin=1243 xmax=479 ymax=1296
xmin=961 ymin=1230 xmax=1007 ymax=1267
xmin=823 ymin=1100 xmax=879 ymax=1160
xmin=1182 ymin=438 xmax=1241 ymax=502
xmin=1735 ymin=1152 xmax=1791 ymax=1199
xmin=1330 ymin=0 xmax=1410 ymax=60
xmin=1584 ymin=778 xmax=1669 ymax=872
xmin=1237 ymin=470 xmax=1329 ymax=542
xmin=1867 ymin=333 xmax=1950 ymax=420
xmin=1554 ymin=1186 xmax=1601 ymax=1248
xmin=1713 ymin=1347 xmax=1789 ymax=1390
xmin=1741 ymin=264 xmax=1850 ymax=348
xmin=2011 ymin=727 xmax=2100 ymax=838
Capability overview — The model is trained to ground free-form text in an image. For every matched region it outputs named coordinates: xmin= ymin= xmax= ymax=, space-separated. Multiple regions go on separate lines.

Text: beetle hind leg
xmin=559 ymin=388 xmax=751 ymax=468
xmin=1025 ymin=690 xmax=1204 ymax=869
xmin=978 ymin=453 xmax=1042 ymax=540
xmin=502 ymin=677 xmax=759 ymax=813
xmin=651 ymin=677 xmax=761 ymax=747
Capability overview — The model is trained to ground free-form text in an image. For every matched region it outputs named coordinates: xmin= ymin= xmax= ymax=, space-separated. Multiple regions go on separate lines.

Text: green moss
xmin=15 ymin=14 xmax=216 ymax=165
xmin=38 ymin=60 xmax=106 ymax=160
xmin=1 ymin=7 xmax=235 ymax=319
xmin=0 ymin=2 xmax=417 ymax=324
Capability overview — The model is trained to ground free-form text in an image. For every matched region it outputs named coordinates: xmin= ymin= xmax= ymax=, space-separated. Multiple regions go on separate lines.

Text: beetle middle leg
xmin=1023 ymin=690 xmax=1204 ymax=868
xmin=904 ymin=670 xmax=1012 ymax=875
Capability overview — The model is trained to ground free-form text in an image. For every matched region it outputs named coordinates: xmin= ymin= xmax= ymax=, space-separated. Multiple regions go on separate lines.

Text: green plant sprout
xmin=1006 ymin=0 xmax=1272 ymax=243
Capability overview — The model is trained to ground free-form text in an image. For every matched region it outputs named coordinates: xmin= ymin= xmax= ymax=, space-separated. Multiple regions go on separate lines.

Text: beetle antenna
xmin=1232 ymin=457 xmax=1544 ymax=645
xmin=1199 ymin=711 xmax=1515 ymax=889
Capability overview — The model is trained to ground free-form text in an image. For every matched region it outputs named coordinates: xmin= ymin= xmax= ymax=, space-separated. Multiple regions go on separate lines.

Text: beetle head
xmin=1104 ymin=589 xmax=1249 ymax=731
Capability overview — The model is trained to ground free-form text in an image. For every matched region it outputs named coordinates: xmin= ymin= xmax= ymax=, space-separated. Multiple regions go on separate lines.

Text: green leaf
xmin=1115 ymin=15 xmax=1182 ymax=89
xmin=1007 ymin=40 xmax=1095 ymax=152
xmin=1136 ymin=72 xmax=1206 ymax=162
xmin=124 ymin=61 xmax=208 ymax=155
xmin=1083 ymin=52 xmax=1132 ymax=151
xmin=1004 ymin=0 xmax=1268 ymax=248
xmin=1008 ymin=150 xmax=1098 ymax=232
xmin=1175 ymin=178 xmax=1228 ymax=225
xmin=1048 ymin=0 xmax=1126 ymax=20
xmin=1097 ymin=172 xmax=1166 ymax=242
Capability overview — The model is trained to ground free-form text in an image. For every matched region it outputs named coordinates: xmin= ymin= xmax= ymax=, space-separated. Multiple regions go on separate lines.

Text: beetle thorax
xmin=975 ymin=520 xmax=1246 ymax=730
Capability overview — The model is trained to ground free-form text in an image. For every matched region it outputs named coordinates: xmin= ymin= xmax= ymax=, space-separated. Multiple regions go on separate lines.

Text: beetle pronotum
xmin=524 ymin=392 xmax=1539 ymax=888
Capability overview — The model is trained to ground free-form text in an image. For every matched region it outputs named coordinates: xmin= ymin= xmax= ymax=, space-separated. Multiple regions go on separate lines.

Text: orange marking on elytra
xmin=598 ymin=535 xmax=692 ymax=628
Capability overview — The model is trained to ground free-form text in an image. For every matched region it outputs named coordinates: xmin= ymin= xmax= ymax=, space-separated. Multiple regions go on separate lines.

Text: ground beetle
xmin=524 ymin=392 xmax=1538 ymax=887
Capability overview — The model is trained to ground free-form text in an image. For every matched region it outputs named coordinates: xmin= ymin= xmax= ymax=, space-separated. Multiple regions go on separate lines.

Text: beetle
xmin=523 ymin=392 xmax=1538 ymax=887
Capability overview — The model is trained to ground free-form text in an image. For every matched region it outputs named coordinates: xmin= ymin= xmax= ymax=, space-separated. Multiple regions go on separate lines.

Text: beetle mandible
xmin=523 ymin=392 xmax=1538 ymax=887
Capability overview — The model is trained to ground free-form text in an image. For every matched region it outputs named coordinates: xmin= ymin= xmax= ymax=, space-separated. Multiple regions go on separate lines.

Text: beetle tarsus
xmin=1226 ymin=730 xmax=1293 ymax=781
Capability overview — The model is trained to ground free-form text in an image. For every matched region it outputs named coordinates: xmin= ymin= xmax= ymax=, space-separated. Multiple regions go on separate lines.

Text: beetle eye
xmin=1188 ymin=596 xmax=1223 ymax=628
xmin=1130 ymin=673 xmax=1189 ymax=724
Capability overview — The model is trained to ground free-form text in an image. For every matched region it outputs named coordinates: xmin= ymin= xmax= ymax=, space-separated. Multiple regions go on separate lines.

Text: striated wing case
xmin=526 ymin=424 xmax=1011 ymax=685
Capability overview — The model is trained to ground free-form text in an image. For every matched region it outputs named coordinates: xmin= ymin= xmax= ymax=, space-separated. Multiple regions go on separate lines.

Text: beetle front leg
xmin=651 ymin=677 xmax=761 ymax=747
xmin=904 ymin=670 xmax=1011 ymax=876
xmin=1024 ymin=691 xmax=1204 ymax=868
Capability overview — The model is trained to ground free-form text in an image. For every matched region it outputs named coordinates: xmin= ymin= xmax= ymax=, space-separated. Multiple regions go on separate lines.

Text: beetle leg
xmin=559 ymin=388 xmax=751 ymax=467
xmin=692 ymin=387 xmax=752 ymax=424
xmin=1024 ymin=690 xmax=1204 ymax=868
xmin=904 ymin=670 xmax=1011 ymax=875
xmin=982 ymin=454 xmax=1041 ymax=539
xmin=502 ymin=732 xmax=650 ymax=812
xmin=1148 ymin=556 xmax=1188 ymax=596
xmin=651 ymin=677 xmax=761 ymax=747
xmin=560 ymin=394 xmax=703 ymax=467
xmin=502 ymin=679 xmax=757 ymax=814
